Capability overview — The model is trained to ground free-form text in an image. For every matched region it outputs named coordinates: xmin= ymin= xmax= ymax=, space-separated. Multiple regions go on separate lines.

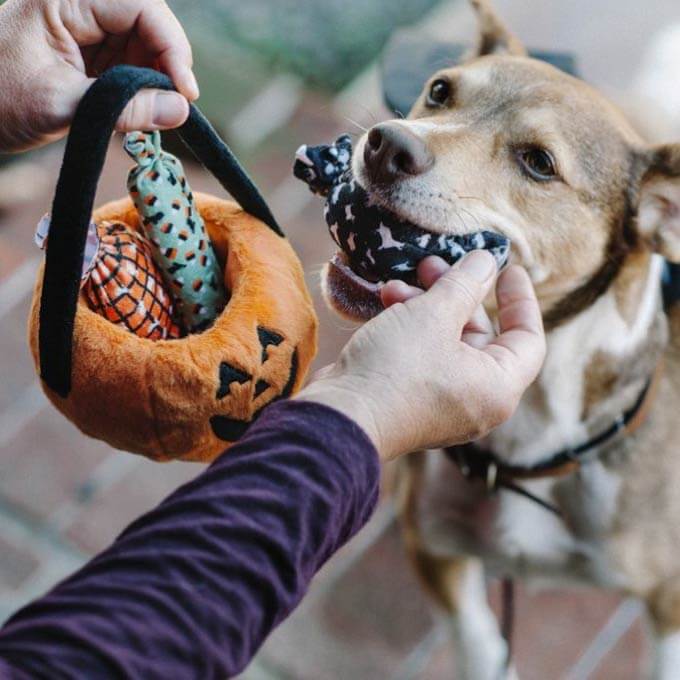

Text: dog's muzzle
xmin=293 ymin=134 xmax=511 ymax=287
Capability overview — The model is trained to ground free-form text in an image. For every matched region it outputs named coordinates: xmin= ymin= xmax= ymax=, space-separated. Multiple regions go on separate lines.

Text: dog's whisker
xmin=453 ymin=208 xmax=469 ymax=233
xmin=308 ymin=262 xmax=332 ymax=277
xmin=342 ymin=116 xmax=368 ymax=133
xmin=459 ymin=206 xmax=483 ymax=232
xmin=354 ymin=102 xmax=379 ymax=125
xmin=457 ymin=194 xmax=485 ymax=203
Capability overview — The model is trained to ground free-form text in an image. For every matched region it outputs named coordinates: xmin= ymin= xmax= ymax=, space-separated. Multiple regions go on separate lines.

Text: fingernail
xmin=457 ymin=251 xmax=496 ymax=282
xmin=152 ymin=92 xmax=188 ymax=127
xmin=183 ymin=68 xmax=200 ymax=100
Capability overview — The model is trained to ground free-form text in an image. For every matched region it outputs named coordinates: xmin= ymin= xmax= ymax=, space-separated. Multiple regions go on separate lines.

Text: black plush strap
xmin=39 ymin=65 xmax=282 ymax=398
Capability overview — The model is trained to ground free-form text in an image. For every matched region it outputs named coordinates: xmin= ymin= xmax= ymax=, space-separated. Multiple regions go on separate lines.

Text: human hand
xmin=297 ymin=251 xmax=546 ymax=462
xmin=0 ymin=0 xmax=198 ymax=152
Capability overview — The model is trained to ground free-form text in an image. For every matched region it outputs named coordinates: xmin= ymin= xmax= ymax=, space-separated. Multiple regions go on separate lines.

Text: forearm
xmin=0 ymin=400 xmax=380 ymax=679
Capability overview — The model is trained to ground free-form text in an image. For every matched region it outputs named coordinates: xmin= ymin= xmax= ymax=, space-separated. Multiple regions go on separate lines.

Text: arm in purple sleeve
xmin=0 ymin=400 xmax=380 ymax=680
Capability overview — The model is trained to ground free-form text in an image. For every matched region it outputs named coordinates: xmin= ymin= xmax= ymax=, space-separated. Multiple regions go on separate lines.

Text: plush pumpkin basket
xmin=28 ymin=66 xmax=317 ymax=462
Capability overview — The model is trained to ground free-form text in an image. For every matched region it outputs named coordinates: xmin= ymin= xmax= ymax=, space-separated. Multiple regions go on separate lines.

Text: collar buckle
xmin=486 ymin=462 xmax=499 ymax=490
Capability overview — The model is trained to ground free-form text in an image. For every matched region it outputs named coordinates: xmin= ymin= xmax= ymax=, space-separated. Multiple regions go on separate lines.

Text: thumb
xmin=424 ymin=250 xmax=497 ymax=329
xmin=58 ymin=69 xmax=189 ymax=133
xmin=115 ymin=90 xmax=190 ymax=132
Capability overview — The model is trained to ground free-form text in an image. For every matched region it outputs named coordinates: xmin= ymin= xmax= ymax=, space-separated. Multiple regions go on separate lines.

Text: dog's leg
xmin=645 ymin=581 xmax=680 ymax=680
xmin=397 ymin=456 xmax=514 ymax=679
xmin=416 ymin=553 xmax=514 ymax=680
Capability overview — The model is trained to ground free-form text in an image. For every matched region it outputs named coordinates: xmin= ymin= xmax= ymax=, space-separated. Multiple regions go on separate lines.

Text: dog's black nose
xmin=363 ymin=122 xmax=434 ymax=185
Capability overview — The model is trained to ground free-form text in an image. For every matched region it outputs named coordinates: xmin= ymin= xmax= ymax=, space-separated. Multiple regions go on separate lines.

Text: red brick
xmin=592 ymin=619 xmax=646 ymax=680
xmin=0 ymin=534 xmax=40 ymax=591
xmin=0 ymin=299 xmax=37 ymax=414
xmin=252 ymin=522 xmax=432 ymax=679
xmin=0 ymin=406 xmax=113 ymax=524
xmin=65 ymin=458 xmax=202 ymax=555
xmin=504 ymin=584 xmax=635 ymax=680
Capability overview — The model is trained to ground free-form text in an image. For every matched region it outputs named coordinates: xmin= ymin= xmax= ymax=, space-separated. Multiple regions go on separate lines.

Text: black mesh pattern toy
xmin=294 ymin=134 xmax=510 ymax=286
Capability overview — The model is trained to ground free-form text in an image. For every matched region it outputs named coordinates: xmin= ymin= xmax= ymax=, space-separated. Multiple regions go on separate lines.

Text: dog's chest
xmin=419 ymin=453 xmax=626 ymax=587
xmin=416 ymin=264 xmax=662 ymax=588
xmin=417 ymin=291 xmax=647 ymax=585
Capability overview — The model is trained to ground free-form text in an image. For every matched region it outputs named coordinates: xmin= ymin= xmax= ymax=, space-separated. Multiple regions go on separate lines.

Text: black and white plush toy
xmin=294 ymin=134 xmax=510 ymax=286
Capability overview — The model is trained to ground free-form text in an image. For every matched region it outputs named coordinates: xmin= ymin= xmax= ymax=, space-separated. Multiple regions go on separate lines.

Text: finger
xmin=417 ymin=255 xmax=450 ymax=289
xmin=423 ymin=251 xmax=497 ymax=332
xmin=90 ymin=33 xmax=130 ymax=75
xmin=461 ymin=304 xmax=494 ymax=349
xmin=483 ymin=265 xmax=546 ymax=384
xmin=133 ymin=1 xmax=199 ymax=99
xmin=85 ymin=0 xmax=199 ymax=100
xmin=115 ymin=89 xmax=189 ymax=132
xmin=380 ymin=280 xmax=424 ymax=308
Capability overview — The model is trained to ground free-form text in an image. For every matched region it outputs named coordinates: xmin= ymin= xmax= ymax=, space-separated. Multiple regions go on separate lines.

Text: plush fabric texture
xmin=294 ymin=134 xmax=510 ymax=284
xmin=82 ymin=220 xmax=181 ymax=340
xmin=125 ymin=131 xmax=226 ymax=333
xmin=29 ymin=194 xmax=318 ymax=462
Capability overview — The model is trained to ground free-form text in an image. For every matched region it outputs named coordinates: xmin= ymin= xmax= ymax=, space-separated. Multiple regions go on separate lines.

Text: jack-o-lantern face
xmin=209 ymin=326 xmax=299 ymax=441
xmin=29 ymin=194 xmax=318 ymax=463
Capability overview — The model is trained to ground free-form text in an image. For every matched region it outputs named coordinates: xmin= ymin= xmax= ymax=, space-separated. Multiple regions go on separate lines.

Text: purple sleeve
xmin=0 ymin=400 xmax=380 ymax=680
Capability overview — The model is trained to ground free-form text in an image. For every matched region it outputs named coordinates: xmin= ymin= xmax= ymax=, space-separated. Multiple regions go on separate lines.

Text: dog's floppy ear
xmin=468 ymin=0 xmax=527 ymax=58
xmin=638 ymin=144 xmax=680 ymax=262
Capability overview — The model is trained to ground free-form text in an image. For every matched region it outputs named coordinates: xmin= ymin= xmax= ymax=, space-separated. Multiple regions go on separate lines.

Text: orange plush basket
xmin=28 ymin=66 xmax=317 ymax=462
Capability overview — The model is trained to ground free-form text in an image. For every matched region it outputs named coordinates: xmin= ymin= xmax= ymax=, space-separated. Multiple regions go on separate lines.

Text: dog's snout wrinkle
xmin=364 ymin=122 xmax=434 ymax=185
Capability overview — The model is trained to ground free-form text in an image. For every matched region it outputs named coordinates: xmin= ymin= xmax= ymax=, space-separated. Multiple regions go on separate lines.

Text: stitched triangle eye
xmin=216 ymin=362 xmax=251 ymax=399
xmin=254 ymin=379 xmax=270 ymax=397
xmin=257 ymin=326 xmax=284 ymax=362
xmin=210 ymin=348 xmax=300 ymax=442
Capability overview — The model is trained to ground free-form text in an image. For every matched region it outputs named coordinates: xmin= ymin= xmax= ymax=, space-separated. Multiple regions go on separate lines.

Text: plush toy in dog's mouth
xmin=293 ymin=134 xmax=511 ymax=318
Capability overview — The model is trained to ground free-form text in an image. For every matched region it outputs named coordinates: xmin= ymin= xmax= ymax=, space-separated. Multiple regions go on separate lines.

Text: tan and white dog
xmin=321 ymin=1 xmax=680 ymax=677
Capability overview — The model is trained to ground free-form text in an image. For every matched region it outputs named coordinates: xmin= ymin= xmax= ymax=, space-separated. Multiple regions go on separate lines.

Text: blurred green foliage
xmin=170 ymin=0 xmax=443 ymax=91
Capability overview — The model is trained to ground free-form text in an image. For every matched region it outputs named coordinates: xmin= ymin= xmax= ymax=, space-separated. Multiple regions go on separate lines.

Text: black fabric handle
xmin=39 ymin=65 xmax=283 ymax=398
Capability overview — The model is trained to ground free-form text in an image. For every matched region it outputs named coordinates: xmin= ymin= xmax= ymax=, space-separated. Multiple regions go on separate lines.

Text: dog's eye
xmin=518 ymin=148 xmax=558 ymax=181
xmin=427 ymin=79 xmax=451 ymax=107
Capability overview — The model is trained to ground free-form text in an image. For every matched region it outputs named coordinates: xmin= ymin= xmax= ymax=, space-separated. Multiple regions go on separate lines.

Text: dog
xmin=319 ymin=1 xmax=680 ymax=677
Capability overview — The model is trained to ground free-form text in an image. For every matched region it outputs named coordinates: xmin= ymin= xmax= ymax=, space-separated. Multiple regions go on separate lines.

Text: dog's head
xmin=323 ymin=0 xmax=680 ymax=327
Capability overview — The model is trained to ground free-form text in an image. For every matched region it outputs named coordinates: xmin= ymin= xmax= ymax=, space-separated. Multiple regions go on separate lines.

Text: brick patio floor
xmin=2 ymin=1 xmax=680 ymax=677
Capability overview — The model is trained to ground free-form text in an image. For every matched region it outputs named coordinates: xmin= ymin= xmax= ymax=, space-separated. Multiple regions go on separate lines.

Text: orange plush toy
xmin=28 ymin=66 xmax=317 ymax=463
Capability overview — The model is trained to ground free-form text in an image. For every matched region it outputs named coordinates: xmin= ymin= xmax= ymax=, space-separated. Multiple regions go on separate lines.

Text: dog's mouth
xmin=293 ymin=133 xmax=510 ymax=321
xmin=323 ymin=179 xmax=510 ymax=320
